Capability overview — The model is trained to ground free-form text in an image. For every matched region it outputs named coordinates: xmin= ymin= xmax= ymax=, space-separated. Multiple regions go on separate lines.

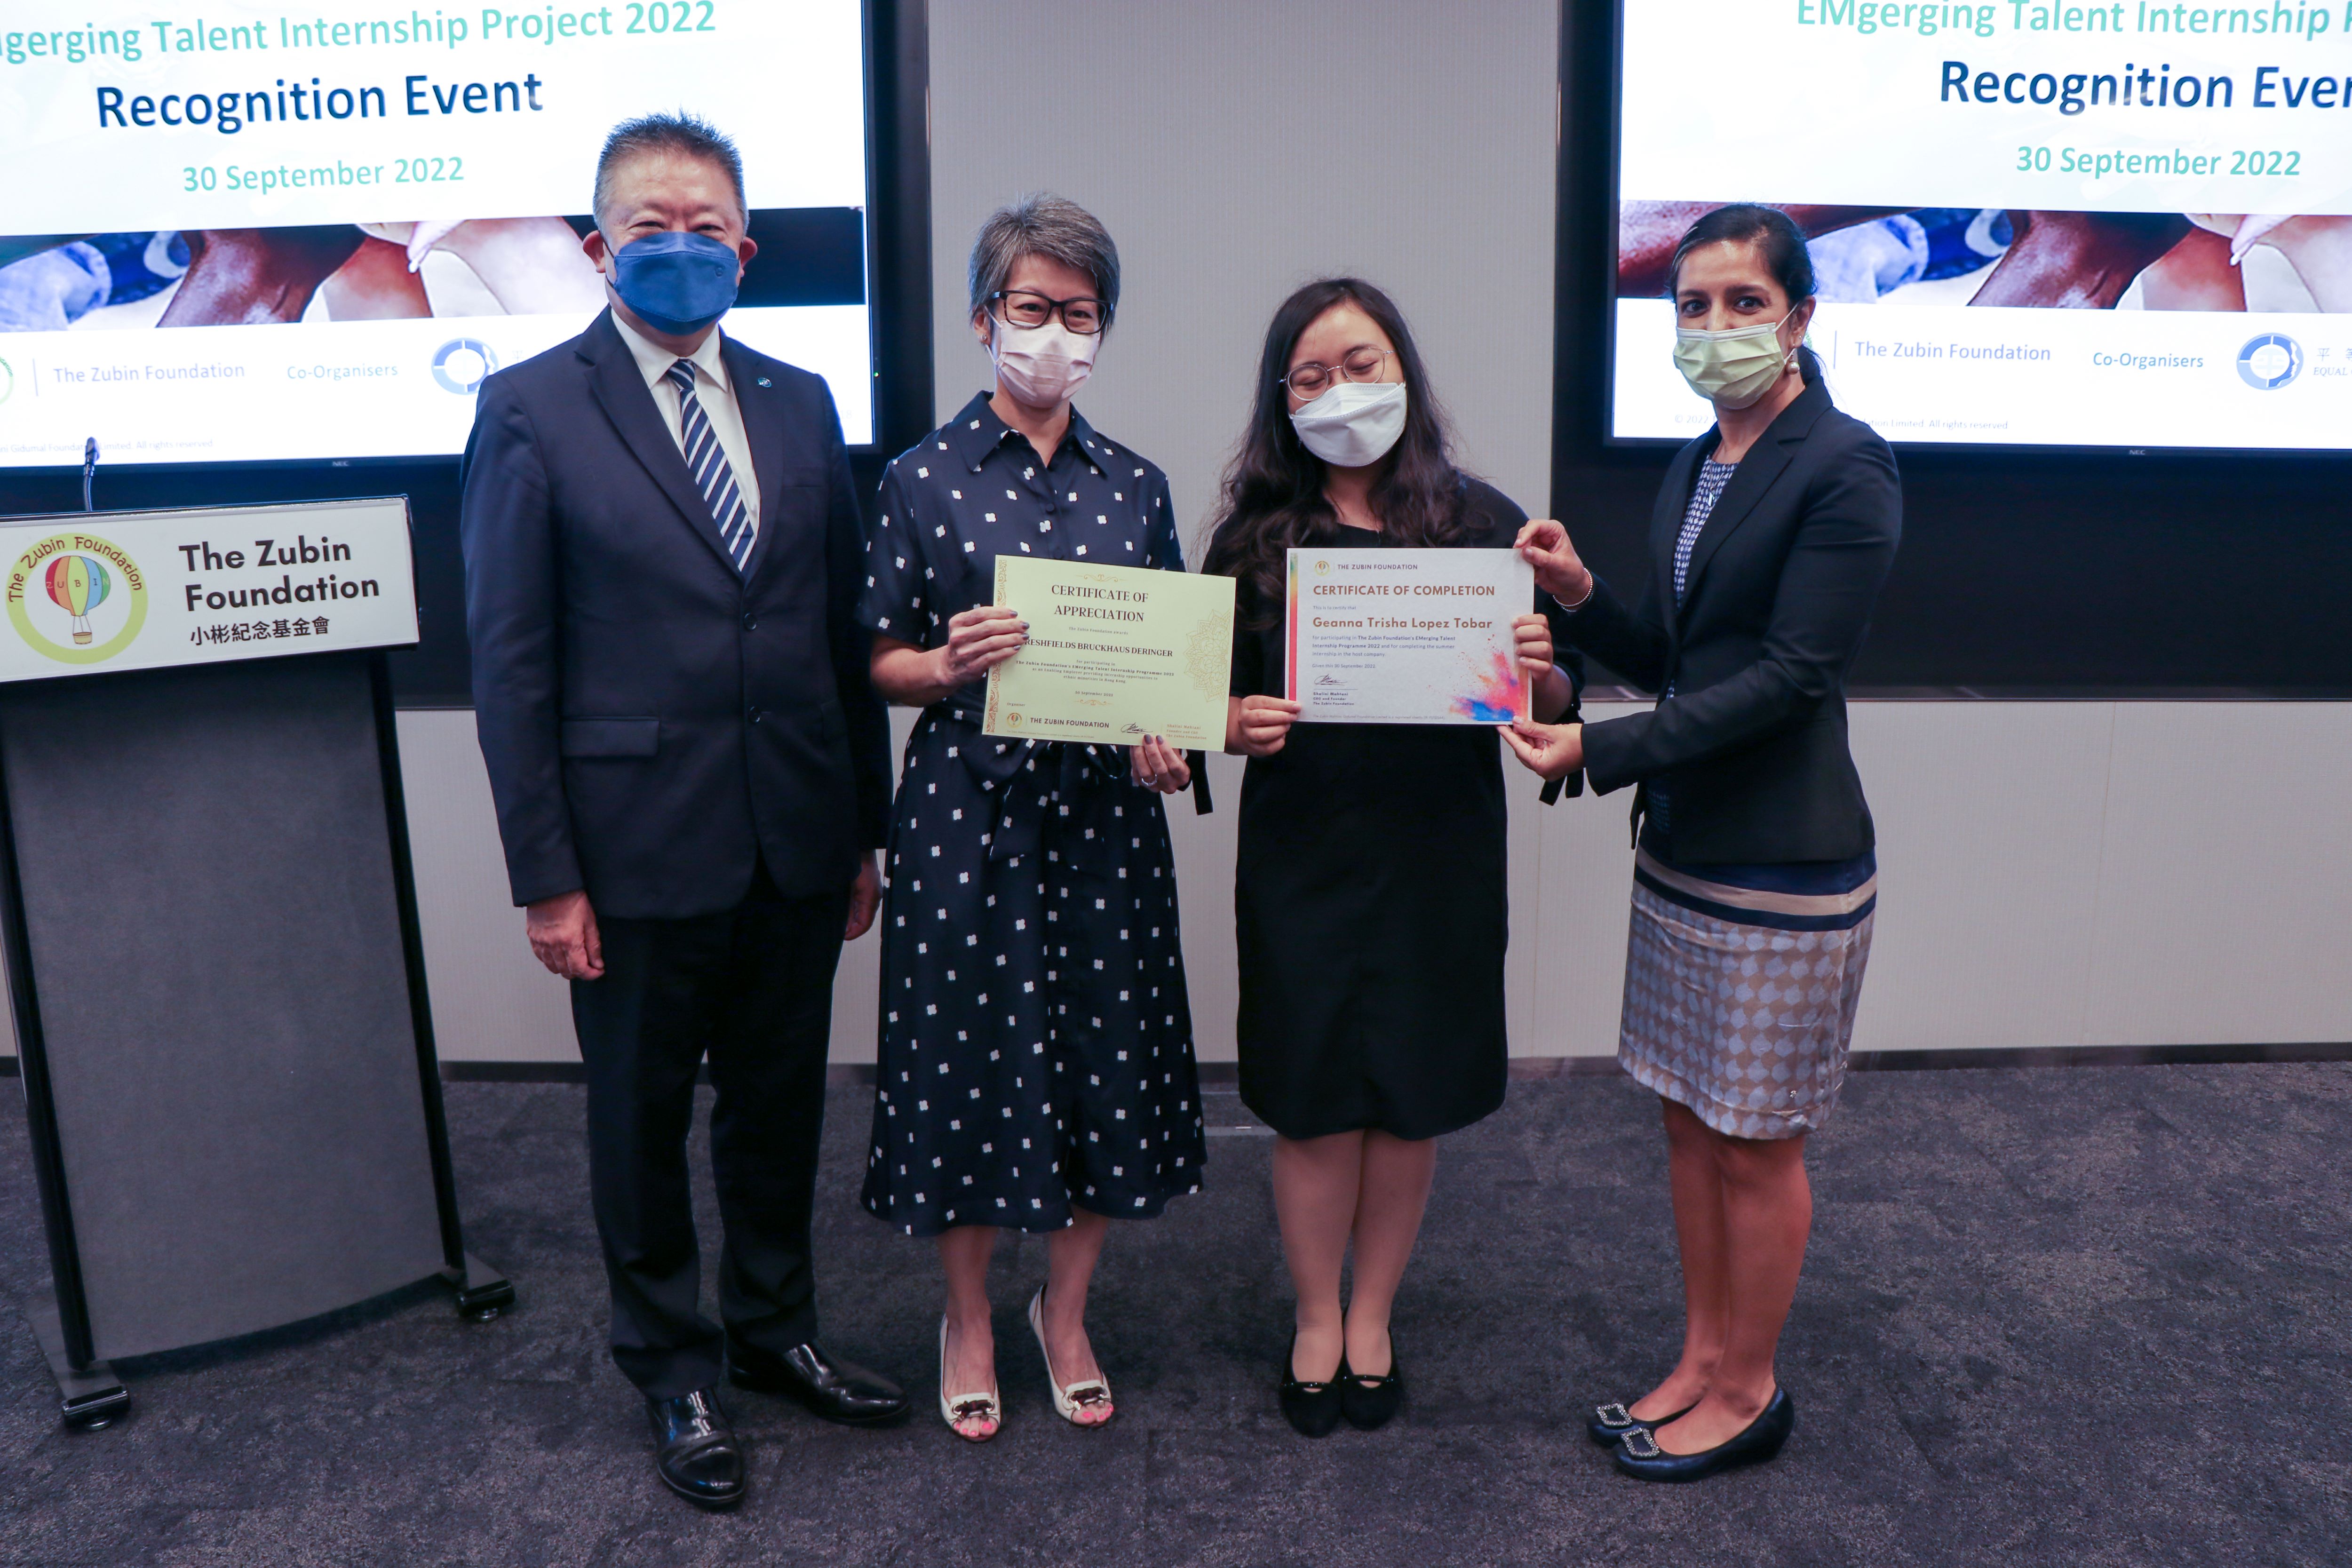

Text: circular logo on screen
xmin=431 ymin=337 xmax=499 ymax=394
xmin=2237 ymin=333 xmax=2302 ymax=390
xmin=7 ymin=533 xmax=149 ymax=665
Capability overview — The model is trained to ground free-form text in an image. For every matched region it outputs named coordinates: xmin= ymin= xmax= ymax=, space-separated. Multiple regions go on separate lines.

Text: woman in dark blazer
xmin=1504 ymin=204 xmax=1900 ymax=1482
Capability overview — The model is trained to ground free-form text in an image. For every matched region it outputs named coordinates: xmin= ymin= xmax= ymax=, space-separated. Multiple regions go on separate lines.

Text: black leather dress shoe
xmin=1587 ymin=1398 xmax=1698 ymax=1448
xmin=1278 ymin=1332 xmax=1347 ymax=1439
xmin=1341 ymin=1349 xmax=1403 ymax=1432
xmin=728 ymin=1342 xmax=911 ymax=1427
xmin=648 ymin=1389 xmax=745 ymax=1509
xmin=1613 ymin=1388 xmax=1795 ymax=1482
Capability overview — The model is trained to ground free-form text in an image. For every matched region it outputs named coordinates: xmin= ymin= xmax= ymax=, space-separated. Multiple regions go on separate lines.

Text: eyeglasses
xmin=1281 ymin=346 xmax=1391 ymax=400
xmin=991 ymin=289 xmax=1108 ymax=335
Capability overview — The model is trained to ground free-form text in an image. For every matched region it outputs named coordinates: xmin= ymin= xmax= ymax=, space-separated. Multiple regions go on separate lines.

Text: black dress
xmin=858 ymin=393 xmax=1207 ymax=1236
xmin=1227 ymin=479 xmax=1545 ymax=1141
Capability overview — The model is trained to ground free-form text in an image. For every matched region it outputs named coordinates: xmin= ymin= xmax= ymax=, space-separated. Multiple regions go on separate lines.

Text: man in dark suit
xmin=460 ymin=112 xmax=908 ymax=1511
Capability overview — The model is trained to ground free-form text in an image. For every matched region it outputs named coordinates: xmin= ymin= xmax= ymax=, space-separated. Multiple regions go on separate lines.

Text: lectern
xmin=0 ymin=497 xmax=510 ymax=1430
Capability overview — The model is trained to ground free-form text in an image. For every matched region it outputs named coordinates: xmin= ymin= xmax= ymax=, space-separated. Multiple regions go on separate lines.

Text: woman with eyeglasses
xmin=1502 ymin=204 xmax=1900 ymax=1481
xmin=1202 ymin=278 xmax=1579 ymax=1438
xmin=858 ymin=194 xmax=1208 ymax=1442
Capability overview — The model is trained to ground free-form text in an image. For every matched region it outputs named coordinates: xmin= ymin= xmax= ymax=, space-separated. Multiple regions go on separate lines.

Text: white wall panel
xmin=1526 ymin=701 xmax=1643 ymax=1058
xmin=3 ymin=689 xmax=2346 ymax=1074
xmin=925 ymin=0 xmax=1563 ymax=552
xmin=392 ymin=711 xmax=575 ymax=1063
xmin=823 ymin=706 xmax=924 ymax=1067
xmin=1843 ymin=701 xmax=2115 ymax=1051
xmin=2083 ymin=703 xmax=2352 ymax=1045
xmin=389 ymin=708 xmax=906 ymax=1067
xmin=1168 ymin=752 xmax=1246 ymax=1062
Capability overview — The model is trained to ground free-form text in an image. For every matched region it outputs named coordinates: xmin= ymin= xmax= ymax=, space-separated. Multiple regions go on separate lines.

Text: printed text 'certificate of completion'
xmin=984 ymin=557 xmax=1236 ymax=749
xmin=1285 ymin=548 xmax=1534 ymax=724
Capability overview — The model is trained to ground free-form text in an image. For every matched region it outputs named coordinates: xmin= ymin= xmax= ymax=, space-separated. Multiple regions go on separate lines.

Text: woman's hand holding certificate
xmin=936 ymin=605 xmax=1030 ymax=686
xmin=1227 ymin=694 xmax=1303 ymax=757
xmin=1129 ymin=734 xmax=1193 ymax=794
xmin=1498 ymin=716 xmax=1584 ymax=780
xmin=1496 ymin=524 xmax=1587 ymax=774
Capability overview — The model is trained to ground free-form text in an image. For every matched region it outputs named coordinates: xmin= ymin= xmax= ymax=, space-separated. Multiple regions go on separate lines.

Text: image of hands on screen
xmin=1 ymin=219 xmax=605 ymax=331
xmin=1618 ymin=203 xmax=2351 ymax=313
xmin=0 ymin=1 xmax=874 ymax=467
xmin=1611 ymin=4 xmax=2352 ymax=449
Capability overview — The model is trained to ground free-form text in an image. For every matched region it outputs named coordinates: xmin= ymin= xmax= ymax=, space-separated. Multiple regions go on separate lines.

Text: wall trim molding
xmin=9 ymin=1041 xmax=2338 ymax=1088
xmin=229 ymin=1042 xmax=2352 ymax=1088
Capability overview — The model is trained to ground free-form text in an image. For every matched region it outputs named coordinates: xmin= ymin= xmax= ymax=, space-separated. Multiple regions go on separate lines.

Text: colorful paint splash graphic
xmin=1450 ymin=648 xmax=1526 ymax=722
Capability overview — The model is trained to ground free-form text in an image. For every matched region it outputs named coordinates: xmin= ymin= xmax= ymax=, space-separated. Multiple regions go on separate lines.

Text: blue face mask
xmin=607 ymin=230 xmax=740 ymax=336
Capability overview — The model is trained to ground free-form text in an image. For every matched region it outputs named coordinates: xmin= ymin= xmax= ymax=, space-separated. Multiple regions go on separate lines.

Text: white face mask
xmin=1289 ymin=380 xmax=1408 ymax=468
xmin=990 ymin=316 xmax=1097 ymax=408
xmin=1672 ymin=311 xmax=1804 ymax=411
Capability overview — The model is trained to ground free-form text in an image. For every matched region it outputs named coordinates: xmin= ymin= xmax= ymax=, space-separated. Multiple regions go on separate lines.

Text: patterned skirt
xmin=1617 ymin=847 xmax=1876 ymax=1141
xmin=860 ymin=717 xmax=1207 ymax=1238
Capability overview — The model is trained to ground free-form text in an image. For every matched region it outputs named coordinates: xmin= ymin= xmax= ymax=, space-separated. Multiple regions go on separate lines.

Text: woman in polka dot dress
xmin=859 ymin=196 xmax=1207 ymax=1443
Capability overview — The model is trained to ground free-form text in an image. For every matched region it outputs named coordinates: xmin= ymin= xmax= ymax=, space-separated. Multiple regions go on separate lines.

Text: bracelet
xmin=1553 ymin=576 xmax=1596 ymax=613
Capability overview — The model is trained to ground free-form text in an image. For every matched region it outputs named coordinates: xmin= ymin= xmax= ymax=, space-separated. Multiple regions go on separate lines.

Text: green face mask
xmin=1672 ymin=311 xmax=1803 ymax=411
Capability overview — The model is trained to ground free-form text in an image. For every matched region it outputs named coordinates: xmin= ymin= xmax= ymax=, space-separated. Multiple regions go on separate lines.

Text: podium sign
xmin=0 ymin=498 xmax=506 ymax=1430
xmin=0 ymin=497 xmax=418 ymax=684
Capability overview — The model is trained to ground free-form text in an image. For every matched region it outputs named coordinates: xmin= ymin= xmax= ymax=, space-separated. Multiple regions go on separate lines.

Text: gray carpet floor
xmin=2 ymin=1062 xmax=2347 ymax=1567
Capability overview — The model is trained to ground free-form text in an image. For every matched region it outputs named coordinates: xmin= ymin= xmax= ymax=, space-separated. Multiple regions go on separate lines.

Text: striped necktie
xmin=665 ymin=358 xmax=755 ymax=573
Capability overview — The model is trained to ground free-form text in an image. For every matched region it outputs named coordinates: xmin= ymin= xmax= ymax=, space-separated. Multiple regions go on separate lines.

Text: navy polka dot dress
xmin=858 ymin=392 xmax=1207 ymax=1237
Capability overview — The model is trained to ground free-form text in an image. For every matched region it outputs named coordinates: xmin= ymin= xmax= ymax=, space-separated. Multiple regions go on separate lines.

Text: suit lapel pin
xmin=756 ymin=376 xmax=772 ymax=387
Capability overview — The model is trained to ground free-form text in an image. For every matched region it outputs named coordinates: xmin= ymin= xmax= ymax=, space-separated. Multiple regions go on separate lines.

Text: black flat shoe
xmin=1587 ymin=1398 xmax=1698 ymax=1448
xmin=1278 ymin=1332 xmax=1347 ymax=1439
xmin=1613 ymin=1388 xmax=1795 ymax=1482
xmin=1341 ymin=1346 xmax=1403 ymax=1431
xmin=728 ymin=1341 xmax=912 ymax=1427
xmin=648 ymin=1389 xmax=745 ymax=1510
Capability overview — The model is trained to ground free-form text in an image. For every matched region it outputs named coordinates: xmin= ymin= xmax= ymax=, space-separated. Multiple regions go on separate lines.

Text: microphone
xmin=82 ymin=438 xmax=98 ymax=513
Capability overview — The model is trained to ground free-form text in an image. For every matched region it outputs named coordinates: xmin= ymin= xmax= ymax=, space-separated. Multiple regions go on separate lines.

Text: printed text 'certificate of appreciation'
xmin=1285 ymin=548 xmax=1534 ymax=724
xmin=984 ymin=558 xmax=1236 ymax=749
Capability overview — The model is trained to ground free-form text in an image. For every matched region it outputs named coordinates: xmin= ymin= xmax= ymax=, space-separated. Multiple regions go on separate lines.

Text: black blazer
xmin=1552 ymin=376 xmax=1900 ymax=865
xmin=460 ymin=309 xmax=891 ymax=919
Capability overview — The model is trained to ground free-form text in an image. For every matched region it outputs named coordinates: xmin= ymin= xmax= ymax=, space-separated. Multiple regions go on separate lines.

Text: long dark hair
xmin=1665 ymin=203 xmax=1824 ymax=386
xmin=1202 ymin=278 xmax=1472 ymax=620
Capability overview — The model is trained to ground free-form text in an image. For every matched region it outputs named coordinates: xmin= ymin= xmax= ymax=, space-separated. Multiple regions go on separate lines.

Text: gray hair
xmin=967 ymin=193 xmax=1120 ymax=329
xmin=594 ymin=111 xmax=746 ymax=229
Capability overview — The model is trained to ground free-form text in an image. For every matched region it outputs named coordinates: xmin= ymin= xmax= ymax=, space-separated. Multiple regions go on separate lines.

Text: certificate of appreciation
xmin=983 ymin=557 xmax=1237 ymax=749
xmin=1284 ymin=548 xmax=1534 ymax=724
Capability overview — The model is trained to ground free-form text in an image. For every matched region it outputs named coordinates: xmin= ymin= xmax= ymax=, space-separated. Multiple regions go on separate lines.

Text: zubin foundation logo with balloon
xmin=7 ymin=533 xmax=149 ymax=666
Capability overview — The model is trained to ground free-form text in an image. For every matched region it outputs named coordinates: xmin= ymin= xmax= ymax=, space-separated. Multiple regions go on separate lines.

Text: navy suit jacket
xmin=1553 ymin=376 xmax=1901 ymax=864
xmin=460 ymin=308 xmax=891 ymax=919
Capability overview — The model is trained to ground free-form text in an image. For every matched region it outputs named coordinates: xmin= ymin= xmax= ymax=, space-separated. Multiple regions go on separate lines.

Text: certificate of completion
xmin=1285 ymin=548 xmax=1534 ymax=724
xmin=983 ymin=557 xmax=1237 ymax=749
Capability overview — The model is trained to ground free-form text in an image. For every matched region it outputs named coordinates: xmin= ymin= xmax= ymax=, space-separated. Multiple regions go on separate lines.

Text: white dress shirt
xmin=610 ymin=310 xmax=761 ymax=533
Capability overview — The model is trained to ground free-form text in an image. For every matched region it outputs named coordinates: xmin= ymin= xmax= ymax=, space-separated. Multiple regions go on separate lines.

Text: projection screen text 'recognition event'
xmin=1615 ymin=2 xmax=2352 ymax=448
xmin=0 ymin=2 xmax=874 ymax=467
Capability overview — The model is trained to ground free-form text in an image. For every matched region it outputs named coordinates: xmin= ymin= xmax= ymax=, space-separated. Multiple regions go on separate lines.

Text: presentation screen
xmin=1611 ymin=2 xmax=2352 ymax=450
xmin=0 ymin=1 xmax=873 ymax=469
